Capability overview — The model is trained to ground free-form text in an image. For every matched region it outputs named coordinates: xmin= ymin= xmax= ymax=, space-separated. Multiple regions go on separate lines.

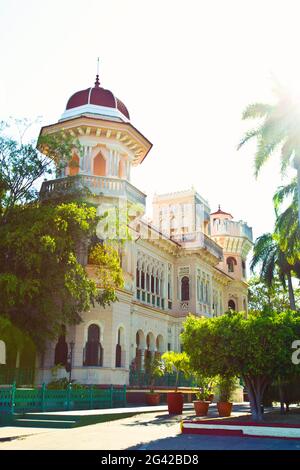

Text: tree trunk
xmin=278 ymin=382 xmax=285 ymax=414
xmin=244 ymin=376 xmax=268 ymax=422
xmin=287 ymin=272 xmax=296 ymax=311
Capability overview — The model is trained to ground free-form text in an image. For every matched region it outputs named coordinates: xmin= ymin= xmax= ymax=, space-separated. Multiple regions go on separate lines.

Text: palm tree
xmin=238 ymin=86 xmax=300 ymax=224
xmin=273 ymin=179 xmax=300 ymax=265
xmin=251 ymin=233 xmax=299 ymax=310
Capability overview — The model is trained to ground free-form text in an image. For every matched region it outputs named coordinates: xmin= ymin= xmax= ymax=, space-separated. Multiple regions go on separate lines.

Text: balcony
xmin=171 ymin=232 xmax=223 ymax=260
xmin=40 ymin=175 xmax=146 ymax=207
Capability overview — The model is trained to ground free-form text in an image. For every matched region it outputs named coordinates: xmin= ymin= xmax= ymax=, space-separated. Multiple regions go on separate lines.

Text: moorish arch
xmin=115 ymin=325 xmax=126 ymax=368
xmin=83 ymin=323 xmax=103 ymax=366
xmin=156 ymin=334 xmax=165 ymax=357
xmin=93 ymin=151 xmax=106 ymax=176
xmin=135 ymin=329 xmax=145 ymax=370
xmin=69 ymin=152 xmax=80 ymax=176
xmin=54 ymin=325 xmax=68 ymax=367
xmin=118 ymin=159 xmax=125 ymax=178
xmin=228 ymin=299 xmax=236 ymax=311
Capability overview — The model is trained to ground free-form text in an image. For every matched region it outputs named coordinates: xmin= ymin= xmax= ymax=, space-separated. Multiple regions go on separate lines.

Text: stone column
xmin=140 ymin=349 xmax=145 ymax=371
xmin=86 ymin=146 xmax=92 ymax=174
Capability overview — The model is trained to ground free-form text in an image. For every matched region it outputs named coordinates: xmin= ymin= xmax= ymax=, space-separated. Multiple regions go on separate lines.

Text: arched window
xmin=54 ymin=325 xmax=68 ymax=367
xmin=242 ymin=260 xmax=246 ymax=277
xmin=69 ymin=153 xmax=79 ymax=176
xmin=227 ymin=257 xmax=237 ymax=273
xmin=84 ymin=324 xmax=103 ymax=366
xmin=115 ymin=328 xmax=123 ymax=368
xmin=118 ymin=159 xmax=125 ymax=178
xmin=115 ymin=344 xmax=122 ymax=368
xmin=228 ymin=299 xmax=236 ymax=310
xmin=93 ymin=152 xmax=106 ymax=176
xmin=181 ymin=276 xmax=190 ymax=301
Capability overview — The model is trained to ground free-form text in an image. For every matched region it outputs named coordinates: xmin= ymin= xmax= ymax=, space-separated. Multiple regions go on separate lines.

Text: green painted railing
xmin=129 ymin=371 xmax=197 ymax=388
xmin=0 ymin=383 xmax=126 ymax=415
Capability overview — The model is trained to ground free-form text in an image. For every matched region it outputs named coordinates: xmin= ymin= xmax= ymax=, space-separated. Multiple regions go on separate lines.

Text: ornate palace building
xmin=36 ymin=73 xmax=253 ymax=385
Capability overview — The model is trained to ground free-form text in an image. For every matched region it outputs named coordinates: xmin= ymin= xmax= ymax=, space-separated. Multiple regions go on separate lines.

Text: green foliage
xmin=248 ymin=276 xmax=300 ymax=312
xmin=238 ymin=86 xmax=300 ymax=176
xmin=0 ymin=202 xmax=98 ymax=348
xmin=193 ymin=374 xmax=216 ymax=401
xmin=46 ymin=377 xmax=87 ymax=389
xmin=0 ymin=122 xmax=124 ymax=349
xmin=144 ymin=356 xmax=165 ymax=388
xmin=0 ymin=315 xmax=36 ymax=368
xmin=181 ymin=311 xmax=300 ymax=420
xmin=0 ymin=120 xmax=79 ymax=219
xmin=250 ymin=232 xmax=299 ymax=310
xmin=89 ymin=242 xmax=124 ymax=306
xmin=161 ymin=351 xmax=190 ymax=390
xmin=273 ymin=179 xmax=300 ymax=266
xmin=217 ymin=375 xmax=237 ymax=402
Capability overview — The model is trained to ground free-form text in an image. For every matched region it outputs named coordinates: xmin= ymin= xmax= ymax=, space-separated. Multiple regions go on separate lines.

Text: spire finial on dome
xmin=218 ymin=204 xmax=221 ymax=211
xmin=95 ymin=57 xmax=100 ymax=87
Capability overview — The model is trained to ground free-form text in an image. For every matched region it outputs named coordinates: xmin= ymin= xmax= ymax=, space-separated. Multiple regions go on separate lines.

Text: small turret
xmin=210 ymin=206 xmax=253 ymax=311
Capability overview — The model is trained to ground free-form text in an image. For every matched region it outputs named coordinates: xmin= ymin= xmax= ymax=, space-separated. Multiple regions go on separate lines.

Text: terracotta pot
xmin=193 ymin=400 xmax=210 ymax=416
xmin=217 ymin=401 xmax=233 ymax=417
xmin=167 ymin=392 xmax=184 ymax=414
xmin=146 ymin=393 xmax=160 ymax=406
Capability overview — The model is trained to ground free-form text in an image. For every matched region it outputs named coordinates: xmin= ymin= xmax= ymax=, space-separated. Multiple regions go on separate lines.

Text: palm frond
xmin=250 ymin=233 xmax=275 ymax=272
xmin=254 ymin=138 xmax=278 ymax=177
xmin=280 ymin=138 xmax=295 ymax=174
xmin=242 ymin=103 xmax=273 ymax=120
xmin=237 ymin=128 xmax=260 ymax=150
xmin=273 ymin=178 xmax=297 ymax=212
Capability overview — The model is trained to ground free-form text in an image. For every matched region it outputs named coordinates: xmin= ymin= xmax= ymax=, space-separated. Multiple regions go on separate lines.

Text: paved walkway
xmin=0 ymin=403 xmax=299 ymax=450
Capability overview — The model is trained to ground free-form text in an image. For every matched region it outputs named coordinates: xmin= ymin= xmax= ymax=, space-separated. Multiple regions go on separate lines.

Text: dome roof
xmin=210 ymin=205 xmax=233 ymax=219
xmin=62 ymin=75 xmax=130 ymax=121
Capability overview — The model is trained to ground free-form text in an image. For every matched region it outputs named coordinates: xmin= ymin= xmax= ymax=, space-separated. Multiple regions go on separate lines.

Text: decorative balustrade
xmin=171 ymin=231 xmax=223 ymax=260
xmin=40 ymin=175 xmax=146 ymax=206
xmin=211 ymin=219 xmax=253 ymax=241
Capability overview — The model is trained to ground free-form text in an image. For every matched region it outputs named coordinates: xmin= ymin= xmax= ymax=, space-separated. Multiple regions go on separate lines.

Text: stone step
xmin=13 ymin=418 xmax=77 ymax=429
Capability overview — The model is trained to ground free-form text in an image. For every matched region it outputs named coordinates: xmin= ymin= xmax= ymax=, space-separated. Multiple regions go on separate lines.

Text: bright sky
xmin=1 ymin=0 xmax=300 ymax=243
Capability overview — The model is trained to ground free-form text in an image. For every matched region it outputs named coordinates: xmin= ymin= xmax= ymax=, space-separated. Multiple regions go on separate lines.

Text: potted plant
xmin=193 ymin=375 xmax=216 ymax=416
xmin=144 ymin=356 xmax=164 ymax=406
xmin=161 ymin=351 xmax=190 ymax=414
xmin=217 ymin=375 xmax=236 ymax=417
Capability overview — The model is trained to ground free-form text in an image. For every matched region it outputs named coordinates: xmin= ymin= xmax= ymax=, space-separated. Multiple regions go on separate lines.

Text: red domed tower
xmin=62 ymin=74 xmax=130 ymax=122
xmin=39 ymin=72 xmax=152 ymax=209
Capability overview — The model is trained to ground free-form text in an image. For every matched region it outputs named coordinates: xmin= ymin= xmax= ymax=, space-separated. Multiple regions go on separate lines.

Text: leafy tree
xmin=273 ymin=178 xmax=300 ymax=266
xmin=0 ymin=316 xmax=35 ymax=368
xmin=161 ymin=351 xmax=190 ymax=391
xmin=0 ymin=121 xmax=123 ymax=349
xmin=0 ymin=201 xmax=123 ymax=349
xmin=0 ymin=120 xmax=80 ymax=221
xmin=181 ymin=311 xmax=300 ymax=421
xmin=237 ymin=86 xmax=300 ymax=223
xmin=251 ymin=233 xmax=300 ymax=310
xmin=248 ymin=276 xmax=300 ymax=312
